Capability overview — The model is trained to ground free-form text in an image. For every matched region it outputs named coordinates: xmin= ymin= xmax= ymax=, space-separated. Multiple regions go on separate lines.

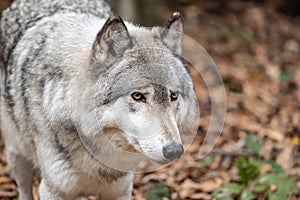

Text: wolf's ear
xmin=91 ymin=15 xmax=132 ymax=64
xmin=161 ymin=12 xmax=183 ymax=55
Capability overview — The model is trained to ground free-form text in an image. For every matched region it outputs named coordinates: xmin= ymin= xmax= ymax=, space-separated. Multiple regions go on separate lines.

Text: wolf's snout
xmin=162 ymin=142 xmax=184 ymax=161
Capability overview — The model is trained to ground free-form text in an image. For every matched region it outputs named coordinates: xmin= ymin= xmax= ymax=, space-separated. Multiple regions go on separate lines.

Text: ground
xmin=0 ymin=0 xmax=299 ymax=199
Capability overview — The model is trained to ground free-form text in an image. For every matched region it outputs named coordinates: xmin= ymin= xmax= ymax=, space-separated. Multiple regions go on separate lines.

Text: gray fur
xmin=0 ymin=0 xmax=197 ymax=199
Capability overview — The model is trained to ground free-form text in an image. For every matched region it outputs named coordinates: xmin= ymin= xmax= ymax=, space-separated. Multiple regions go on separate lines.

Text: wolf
xmin=0 ymin=0 xmax=197 ymax=199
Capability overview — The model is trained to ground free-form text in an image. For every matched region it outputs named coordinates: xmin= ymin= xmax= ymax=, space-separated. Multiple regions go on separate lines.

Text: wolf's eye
xmin=132 ymin=92 xmax=146 ymax=102
xmin=170 ymin=92 xmax=178 ymax=101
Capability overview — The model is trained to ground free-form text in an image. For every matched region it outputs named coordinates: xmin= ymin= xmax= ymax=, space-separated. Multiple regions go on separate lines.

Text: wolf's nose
xmin=163 ymin=142 xmax=184 ymax=161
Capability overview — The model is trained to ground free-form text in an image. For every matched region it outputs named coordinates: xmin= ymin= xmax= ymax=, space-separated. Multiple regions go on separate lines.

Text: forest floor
xmin=0 ymin=0 xmax=300 ymax=199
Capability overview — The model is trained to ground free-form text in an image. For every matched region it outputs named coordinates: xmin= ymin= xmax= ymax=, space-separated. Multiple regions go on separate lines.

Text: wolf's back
xmin=0 ymin=0 xmax=112 ymax=72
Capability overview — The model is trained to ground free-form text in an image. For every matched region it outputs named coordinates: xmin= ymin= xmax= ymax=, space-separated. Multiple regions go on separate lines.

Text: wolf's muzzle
xmin=162 ymin=142 xmax=184 ymax=161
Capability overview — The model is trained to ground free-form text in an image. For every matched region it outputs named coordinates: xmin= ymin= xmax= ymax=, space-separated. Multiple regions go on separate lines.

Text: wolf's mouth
xmin=154 ymin=158 xmax=176 ymax=165
xmin=102 ymin=127 xmax=139 ymax=153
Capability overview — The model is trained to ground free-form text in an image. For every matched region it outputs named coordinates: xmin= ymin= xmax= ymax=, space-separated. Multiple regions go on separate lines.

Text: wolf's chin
xmin=143 ymin=156 xmax=174 ymax=165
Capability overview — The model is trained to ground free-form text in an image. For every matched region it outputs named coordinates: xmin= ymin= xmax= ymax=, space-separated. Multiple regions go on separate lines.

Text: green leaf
xmin=219 ymin=197 xmax=235 ymax=200
xmin=268 ymin=192 xmax=285 ymax=200
xmin=236 ymin=157 xmax=260 ymax=185
xmin=256 ymin=172 xmax=298 ymax=198
xmin=212 ymin=183 xmax=243 ymax=199
xmin=143 ymin=183 xmax=171 ymax=200
xmin=267 ymin=160 xmax=282 ymax=173
xmin=249 ymin=159 xmax=264 ymax=169
xmin=244 ymin=134 xmax=263 ymax=155
xmin=240 ymin=189 xmax=255 ymax=200
xmin=275 ymin=174 xmax=298 ymax=195
xmin=203 ymin=156 xmax=213 ymax=167
xmin=253 ymin=184 xmax=268 ymax=193
xmin=256 ymin=173 xmax=276 ymax=186
xmin=279 ymin=69 xmax=291 ymax=82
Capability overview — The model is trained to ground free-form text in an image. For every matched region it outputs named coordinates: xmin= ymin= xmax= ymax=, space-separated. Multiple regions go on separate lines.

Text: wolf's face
xmin=77 ymin=14 xmax=197 ymax=165
xmin=108 ymin=84 xmax=184 ymax=163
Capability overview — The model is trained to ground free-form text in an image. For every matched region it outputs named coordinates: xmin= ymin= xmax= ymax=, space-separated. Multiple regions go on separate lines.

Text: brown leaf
xmin=178 ymin=179 xmax=199 ymax=199
xmin=189 ymin=192 xmax=211 ymax=200
xmin=0 ymin=177 xmax=12 ymax=184
xmin=276 ymin=140 xmax=294 ymax=171
xmin=33 ymin=185 xmax=40 ymax=200
xmin=260 ymin=163 xmax=273 ymax=174
xmin=198 ymin=178 xmax=223 ymax=192
xmin=290 ymin=136 xmax=300 ymax=145
xmin=179 ymin=188 xmax=195 ymax=199
xmin=133 ymin=189 xmax=146 ymax=200
xmin=0 ymin=184 xmax=18 ymax=198
xmin=181 ymin=178 xmax=202 ymax=190
xmin=209 ymin=155 xmax=221 ymax=170
xmin=141 ymin=173 xmax=167 ymax=183
xmin=267 ymin=130 xmax=284 ymax=142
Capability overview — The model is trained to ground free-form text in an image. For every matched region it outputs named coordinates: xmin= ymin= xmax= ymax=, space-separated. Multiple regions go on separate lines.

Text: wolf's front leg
xmin=39 ymin=180 xmax=60 ymax=200
xmin=36 ymin=139 xmax=79 ymax=200
xmin=38 ymin=179 xmax=76 ymax=200
xmin=98 ymin=173 xmax=134 ymax=200
xmin=6 ymin=148 xmax=34 ymax=200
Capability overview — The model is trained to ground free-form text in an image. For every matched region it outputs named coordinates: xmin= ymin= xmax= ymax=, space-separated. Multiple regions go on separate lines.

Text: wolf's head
xmin=76 ymin=13 xmax=198 ymax=165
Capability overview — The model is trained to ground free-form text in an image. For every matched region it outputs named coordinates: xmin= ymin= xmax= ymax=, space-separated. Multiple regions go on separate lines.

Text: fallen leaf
xmin=141 ymin=173 xmax=167 ymax=183
xmin=266 ymin=130 xmax=284 ymax=142
xmin=190 ymin=192 xmax=211 ymax=199
xmin=198 ymin=178 xmax=223 ymax=192
xmin=0 ymin=177 xmax=12 ymax=184
xmin=181 ymin=179 xmax=202 ymax=190
xmin=290 ymin=136 xmax=300 ymax=145
xmin=0 ymin=184 xmax=18 ymax=198
xmin=276 ymin=140 xmax=293 ymax=171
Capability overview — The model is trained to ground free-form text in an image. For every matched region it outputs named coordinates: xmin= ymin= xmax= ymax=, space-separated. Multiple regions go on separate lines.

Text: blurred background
xmin=107 ymin=0 xmax=300 ymax=24
xmin=0 ymin=0 xmax=300 ymax=199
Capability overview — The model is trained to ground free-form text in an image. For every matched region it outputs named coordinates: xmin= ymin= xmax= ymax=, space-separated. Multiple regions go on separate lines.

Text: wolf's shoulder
xmin=0 ymin=0 xmax=112 ymax=70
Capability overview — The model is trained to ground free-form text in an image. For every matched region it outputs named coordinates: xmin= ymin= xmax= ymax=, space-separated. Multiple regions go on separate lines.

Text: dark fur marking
xmin=4 ymin=55 xmax=19 ymax=130
xmin=20 ymin=35 xmax=47 ymax=121
xmin=172 ymin=53 xmax=192 ymax=78
xmin=154 ymin=85 xmax=170 ymax=106
xmin=39 ymin=77 xmax=45 ymax=104
xmin=20 ymin=57 xmax=30 ymax=118
xmin=161 ymin=13 xmax=183 ymax=38
xmin=98 ymin=168 xmax=127 ymax=183
xmin=54 ymin=131 xmax=73 ymax=165
xmin=128 ymin=102 xmax=136 ymax=112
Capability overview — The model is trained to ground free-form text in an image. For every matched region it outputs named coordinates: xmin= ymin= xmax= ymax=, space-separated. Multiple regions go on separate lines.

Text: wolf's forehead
xmin=106 ymin=64 xmax=182 ymax=103
xmin=117 ymin=63 xmax=181 ymax=91
xmin=135 ymin=84 xmax=171 ymax=93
